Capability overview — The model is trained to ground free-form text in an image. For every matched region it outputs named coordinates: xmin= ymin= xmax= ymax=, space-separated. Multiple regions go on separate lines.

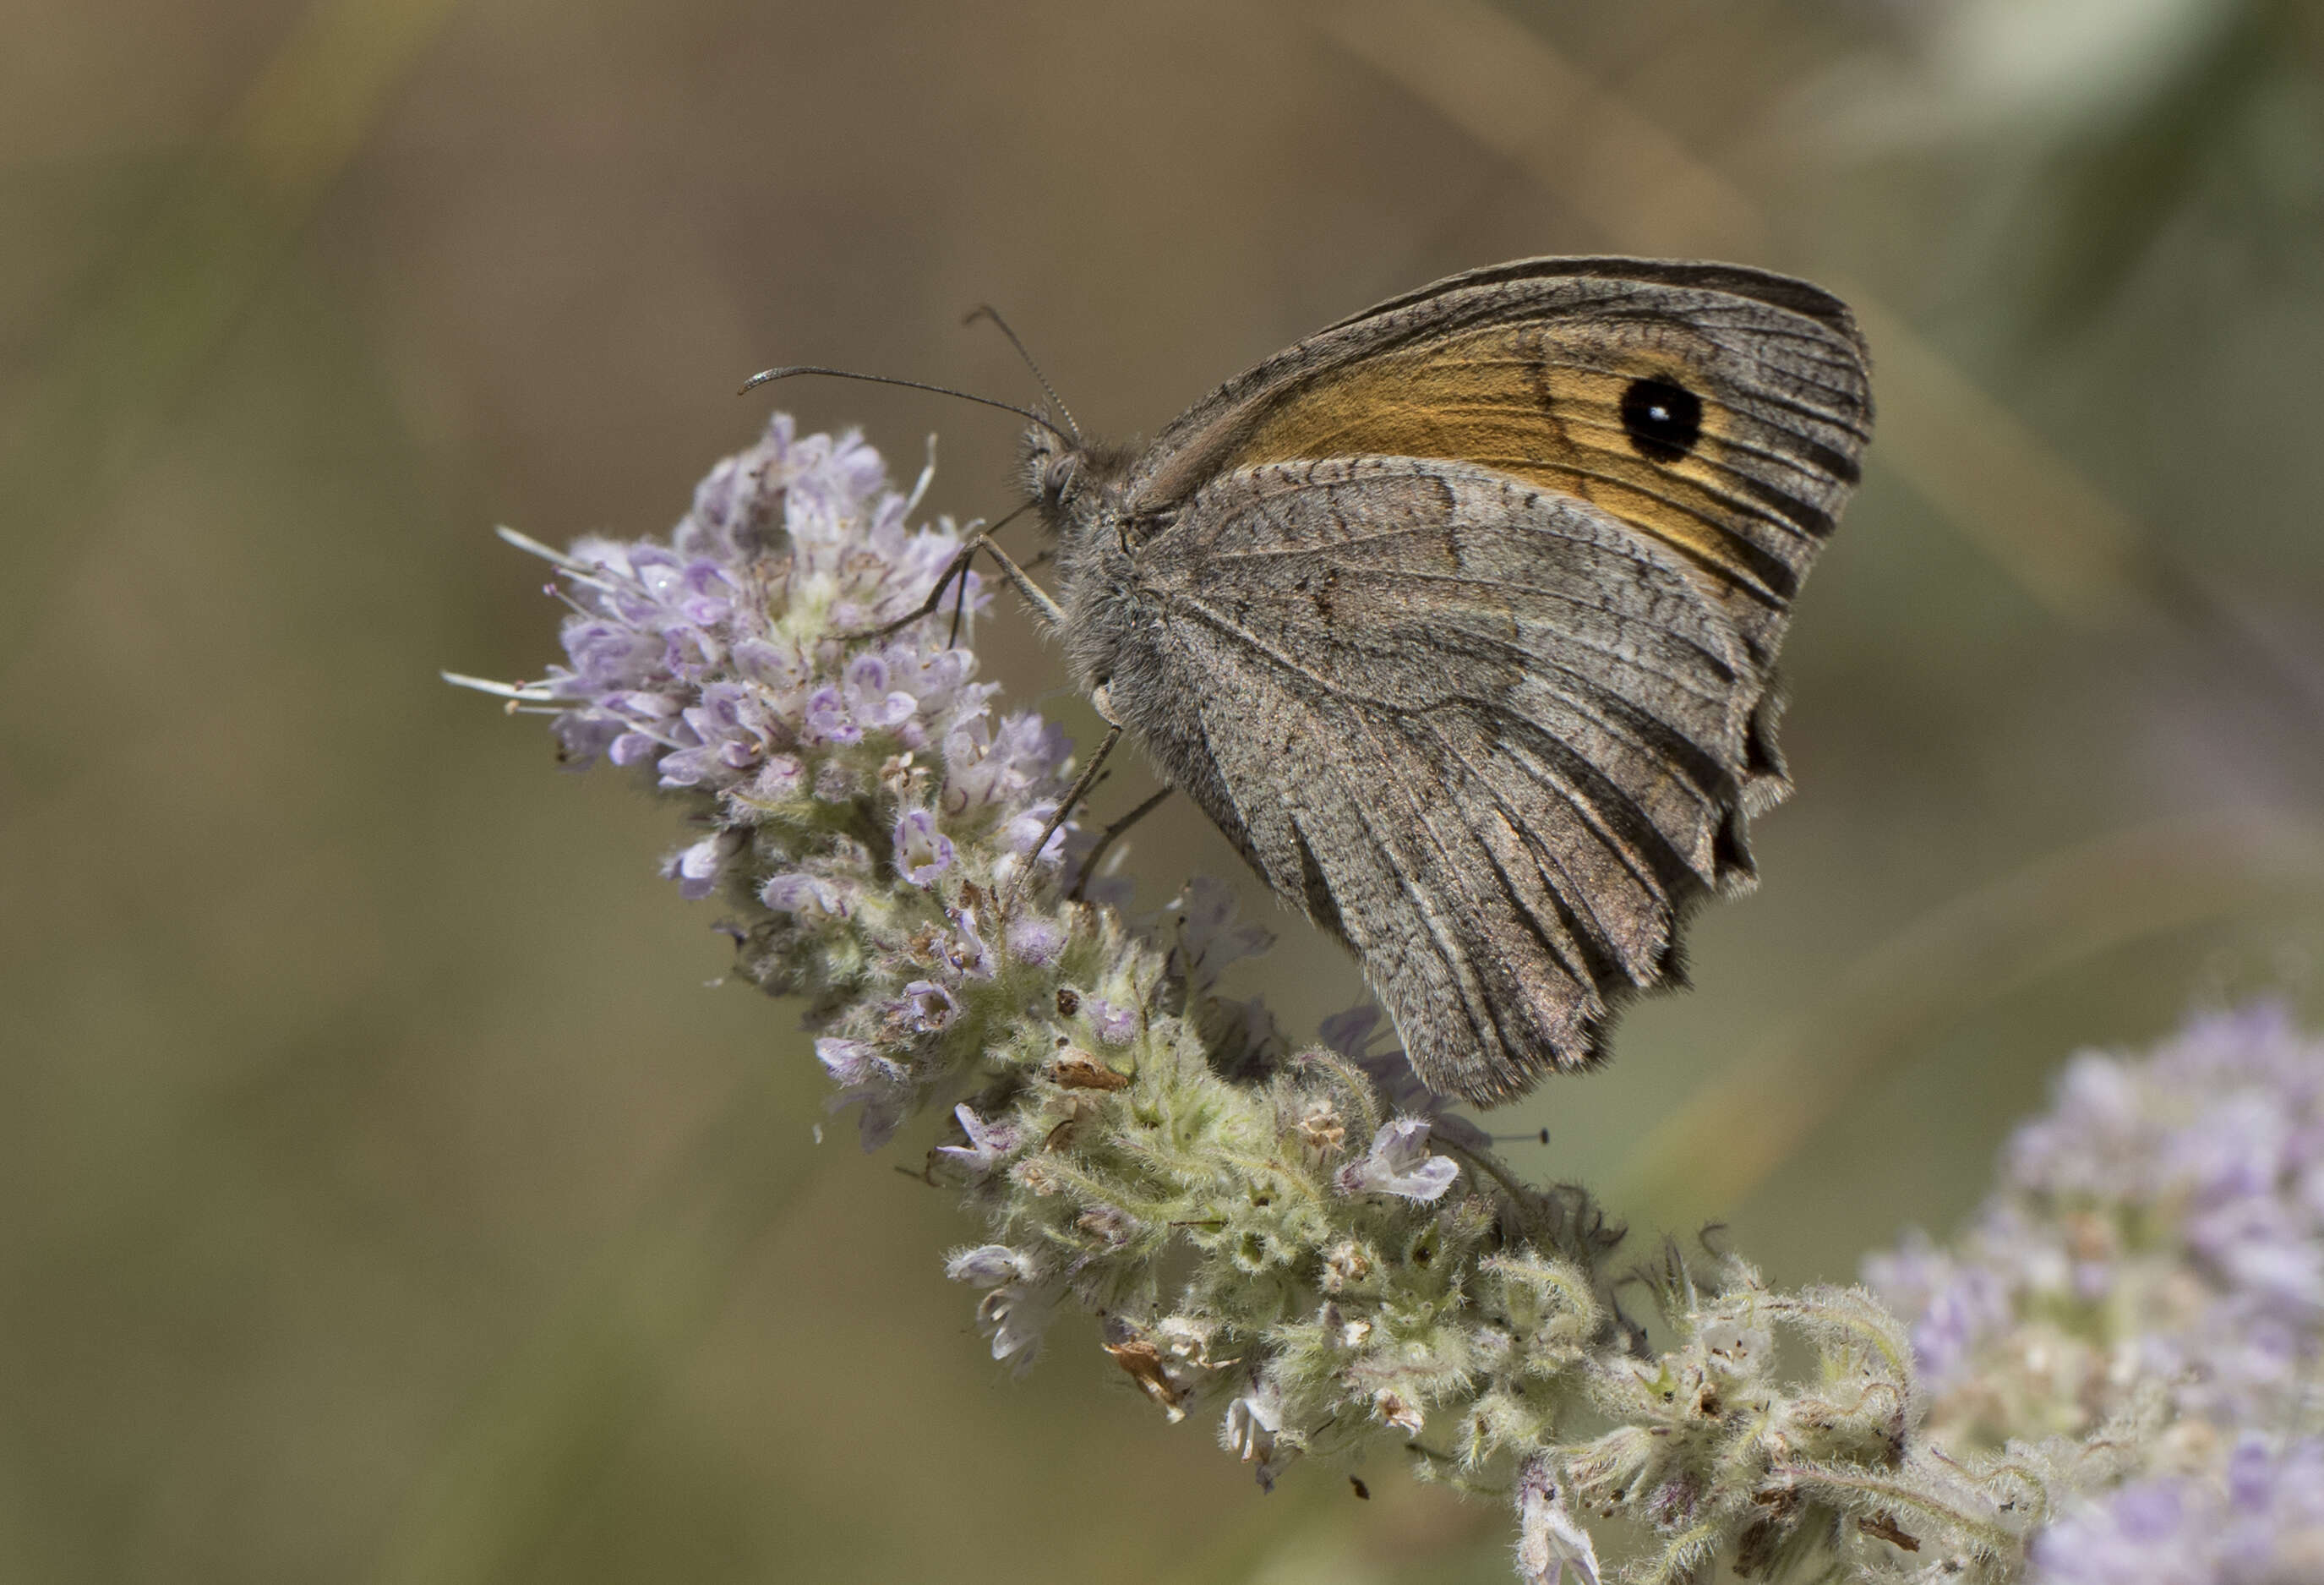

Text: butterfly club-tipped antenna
xmin=738 ymin=364 xmax=1071 ymax=441
xmin=963 ymin=304 xmax=1082 ymax=446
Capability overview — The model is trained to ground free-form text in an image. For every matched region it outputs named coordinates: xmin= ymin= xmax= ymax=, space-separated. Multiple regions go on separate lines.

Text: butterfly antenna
xmin=963 ymin=306 xmax=1082 ymax=445
xmin=739 ymin=365 xmax=1069 ymax=440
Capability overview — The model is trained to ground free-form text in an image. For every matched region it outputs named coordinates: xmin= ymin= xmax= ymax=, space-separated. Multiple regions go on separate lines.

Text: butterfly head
xmin=1021 ymin=424 xmax=1137 ymax=542
xmin=1021 ymin=423 xmax=1091 ymax=516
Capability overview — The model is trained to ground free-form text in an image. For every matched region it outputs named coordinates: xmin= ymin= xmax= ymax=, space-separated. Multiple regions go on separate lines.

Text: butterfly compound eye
xmin=1618 ymin=375 xmax=1702 ymax=464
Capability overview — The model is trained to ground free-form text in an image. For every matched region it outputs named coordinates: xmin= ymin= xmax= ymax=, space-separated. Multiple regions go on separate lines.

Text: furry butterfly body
xmin=1026 ymin=258 xmax=1873 ymax=1105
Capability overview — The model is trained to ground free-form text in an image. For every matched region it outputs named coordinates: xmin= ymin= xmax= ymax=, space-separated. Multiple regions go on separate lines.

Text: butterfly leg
xmin=945 ymin=546 xmax=1055 ymax=644
xmin=976 ymin=537 xmax=1067 ymax=631
xmin=946 ymin=557 xmax=974 ymax=647
xmin=837 ymin=535 xmax=984 ymax=642
xmin=1067 ymin=786 xmax=1173 ymax=901
xmin=1007 ymin=683 xmax=1123 ymax=906
xmin=837 ymin=501 xmax=1044 ymax=643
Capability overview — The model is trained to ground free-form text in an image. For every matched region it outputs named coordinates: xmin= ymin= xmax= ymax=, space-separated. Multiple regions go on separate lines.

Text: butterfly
xmin=782 ymin=258 xmax=1874 ymax=1105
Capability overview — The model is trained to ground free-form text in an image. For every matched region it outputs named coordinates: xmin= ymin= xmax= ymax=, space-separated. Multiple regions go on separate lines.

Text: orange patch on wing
xmin=1215 ymin=325 xmax=1788 ymax=605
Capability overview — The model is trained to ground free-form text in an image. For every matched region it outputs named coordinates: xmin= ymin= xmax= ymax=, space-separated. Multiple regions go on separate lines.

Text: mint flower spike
xmin=1868 ymin=1006 xmax=2324 ymax=1456
xmin=471 ymin=413 xmax=2324 ymax=1583
xmin=2028 ymin=1435 xmax=2324 ymax=1584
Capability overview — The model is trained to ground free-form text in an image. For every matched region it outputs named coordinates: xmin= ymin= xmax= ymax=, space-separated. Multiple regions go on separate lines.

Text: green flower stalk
xmin=455 ymin=413 xmax=2324 ymax=1583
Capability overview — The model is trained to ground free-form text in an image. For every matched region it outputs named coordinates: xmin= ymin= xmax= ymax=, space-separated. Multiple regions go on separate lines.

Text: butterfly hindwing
xmin=1117 ymin=457 xmax=1765 ymax=1101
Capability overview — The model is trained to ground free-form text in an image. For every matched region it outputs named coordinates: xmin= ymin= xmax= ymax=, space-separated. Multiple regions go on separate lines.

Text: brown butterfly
xmin=773 ymin=259 xmax=1874 ymax=1104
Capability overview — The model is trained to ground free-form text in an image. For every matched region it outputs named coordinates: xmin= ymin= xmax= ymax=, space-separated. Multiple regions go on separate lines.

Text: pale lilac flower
xmin=1169 ymin=877 xmax=1273 ymax=992
xmin=977 ymin=1282 xmax=1057 ymax=1375
xmin=1222 ymin=1381 xmax=1296 ymax=1491
xmin=1087 ymin=997 xmax=1137 ymax=1046
xmin=1336 ymin=1116 xmax=1460 ymax=1201
xmin=935 ymin=1104 xmax=1020 ymax=1180
xmin=939 ymin=907 xmax=993 ymax=980
xmin=892 ymin=808 xmax=953 ymax=885
xmin=842 ymin=654 xmax=919 ymax=731
xmin=1004 ymin=914 xmax=1066 ymax=966
xmin=898 ymin=981 xmax=956 ymax=1034
xmin=946 ymin=1246 xmax=1056 ymax=1375
xmin=472 ymin=413 xmax=1024 ymax=845
xmin=999 ymin=801 xmax=1068 ymax=861
xmin=459 ymin=416 xmax=1090 ymax=1153
xmin=750 ymin=752 xmax=803 ymax=800
xmin=944 ymin=1244 xmax=1030 ymax=1287
xmin=801 ymin=685 xmax=860 ymax=746
xmin=816 ymin=1037 xmax=913 ymax=1151
xmin=760 ymin=871 xmax=850 ymax=921
xmin=608 ymin=729 xmax=661 ymax=767
xmin=663 ymin=830 xmax=738 ymax=900
xmin=455 ymin=408 xmax=1081 ymax=1157
xmin=943 ymin=711 xmax=1069 ymax=817
xmin=1515 ymin=1457 xmax=1601 ymax=1585
xmin=1860 ymin=1230 xmax=2015 ymax=1391
xmin=1319 ymin=1000 xmax=1490 ymax=1150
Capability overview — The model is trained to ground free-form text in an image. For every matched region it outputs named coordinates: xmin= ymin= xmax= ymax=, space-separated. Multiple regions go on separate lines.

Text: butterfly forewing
xmin=1123 ymin=260 xmax=1871 ymax=664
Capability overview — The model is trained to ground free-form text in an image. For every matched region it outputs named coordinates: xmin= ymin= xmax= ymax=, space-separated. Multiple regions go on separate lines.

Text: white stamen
xmin=495 ymin=525 xmax=598 ymax=572
xmin=441 ymin=670 xmax=561 ymax=701
xmin=905 ymin=434 xmax=937 ymax=516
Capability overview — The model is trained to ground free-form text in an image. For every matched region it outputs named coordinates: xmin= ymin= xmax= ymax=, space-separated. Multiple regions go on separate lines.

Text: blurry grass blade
xmin=0 ymin=0 xmax=461 ymax=668
xmin=1310 ymin=0 xmax=1770 ymax=260
xmin=226 ymin=0 xmax=464 ymax=203
xmin=1612 ymin=814 xmax=2324 ymax=1229
xmin=370 ymin=1073 xmax=821 ymax=1585
xmin=2017 ymin=0 xmax=2284 ymax=342
xmin=1843 ymin=289 xmax=2148 ymax=628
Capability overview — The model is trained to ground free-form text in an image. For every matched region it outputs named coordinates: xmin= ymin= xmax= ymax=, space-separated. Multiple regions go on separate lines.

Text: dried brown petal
xmin=1049 ymin=1051 xmax=1130 ymax=1090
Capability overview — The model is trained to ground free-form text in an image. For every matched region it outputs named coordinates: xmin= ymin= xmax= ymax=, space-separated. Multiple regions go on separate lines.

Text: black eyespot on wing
xmin=1619 ymin=376 xmax=1701 ymax=464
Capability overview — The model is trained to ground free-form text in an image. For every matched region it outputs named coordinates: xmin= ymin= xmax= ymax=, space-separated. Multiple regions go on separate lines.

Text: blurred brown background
xmin=6 ymin=0 xmax=2323 ymax=1580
